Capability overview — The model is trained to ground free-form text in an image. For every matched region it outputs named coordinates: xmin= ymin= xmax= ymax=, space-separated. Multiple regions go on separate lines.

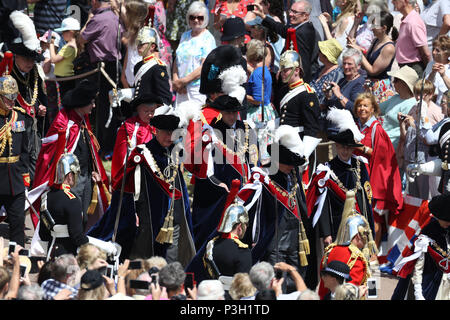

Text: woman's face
xmin=342 ymin=56 xmax=359 ymax=79
xmin=188 ymin=12 xmax=205 ymax=29
xmin=356 ymin=98 xmax=375 ymax=123
xmin=432 ymin=45 xmax=449 ymax=64
xmin=335 ymin=0 xmax=347 ymax=9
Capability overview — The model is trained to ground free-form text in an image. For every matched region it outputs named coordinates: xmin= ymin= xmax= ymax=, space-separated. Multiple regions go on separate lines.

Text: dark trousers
xmin=0 ymin=192 xmax=25 ymax=246
xmin=88 ymin=60 xmax=122 ymax=156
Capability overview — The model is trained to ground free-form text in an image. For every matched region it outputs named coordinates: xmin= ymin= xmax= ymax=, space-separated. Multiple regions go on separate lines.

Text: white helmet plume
xmin=9 ymin=10 xmax=40 ymax=52
xmin=326 ymin=108 xmax=365 ymax=142
xmin=275 ymin=125 xmax=304 ymax=157
xmin=218 ymin=65 xmax=247 ymax=104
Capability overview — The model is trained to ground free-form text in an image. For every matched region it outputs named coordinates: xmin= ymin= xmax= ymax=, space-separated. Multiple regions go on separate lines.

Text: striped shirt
xmin=33 ymin=0 xmax=68 ymax=35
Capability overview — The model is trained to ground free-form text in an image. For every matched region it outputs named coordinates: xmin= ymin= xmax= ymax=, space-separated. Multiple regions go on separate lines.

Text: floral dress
xmin=166 ymin=0 xmax=194 ymax=42
xmin=174 ymin=29 xmax=216 ymax=107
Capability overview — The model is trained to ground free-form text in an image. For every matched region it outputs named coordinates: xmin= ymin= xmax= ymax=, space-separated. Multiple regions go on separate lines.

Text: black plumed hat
xmin=428 ymin=194 xmax=450 ymax=222
xmin=328 ymin=129 xmax=364 ymax=148
xmin=62 ymin=79 xmax=99 ymax=109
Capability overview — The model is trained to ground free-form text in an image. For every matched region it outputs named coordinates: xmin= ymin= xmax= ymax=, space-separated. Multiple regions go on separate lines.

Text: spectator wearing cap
xmin=78 ymin=269 xmax=116 ymax=300
xmin=40 ymin=30 xmax=62 ymax=128
xmin=378 ymin=66 xmax=418 ymax=150
xmin=394 ymin=0 xmax=431 ymax=78
xmin=79 ymin=0 xmax=124 ymax=161
xmin=172 ymin=1 xmax=216 ymax=109
xmin=252 ymin=0 xmax=320 ymax=83
xmin=221 ymin=17 xmax=248 ymax=52
xmin=50 ymin=17 xmax=81 ymax=98
xmin=392 ymin=193 xmax=450 ymax=300
xmin=320 ymin=260 xmax=352 ymax=300
xmin=33 ymin=80 xmax=110 ymax=232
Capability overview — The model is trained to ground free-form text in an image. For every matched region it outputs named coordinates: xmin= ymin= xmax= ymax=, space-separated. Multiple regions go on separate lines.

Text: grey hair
xmin=17 ymin=284 xmax=44 ymax=300
xmin=52 ymin=254 xmax=80 ymax=286
xmin=249 ymin=262 xmax=274 ymax=291
xmin=407 ymin=0 xmax=417 ymax=6
xmin=293 ymin=0 xmax=312 ymax=14
xmin=297 ymin=289 xmax=320 ymax=300
xmin=158 ymin=262 xmax=186 ymax=291
xmin=339 ymin=47 xmax=363 ymax=66
xmin=186 ymin=1 xmax=209 ymax=29
xmin=135 ymin=272 xmax=152 ymax=296
xmin=197 ymin=280 xmax=225 ymax=300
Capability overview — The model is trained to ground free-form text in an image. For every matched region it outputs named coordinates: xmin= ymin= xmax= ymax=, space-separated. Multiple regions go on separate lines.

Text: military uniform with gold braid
xmin=318 ymin=190 xmax=378 ymax=300
xmin=0 ymin=52 xmax=30 ymax=247
xmin=277 ymin=28 xmax=321 ymax=162
xmin=132 ymin=26 xmax=172 ymax=105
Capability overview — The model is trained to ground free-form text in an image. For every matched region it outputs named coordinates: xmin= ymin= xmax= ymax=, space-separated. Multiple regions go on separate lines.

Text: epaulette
xmin=156 ymin=58 xmax=165 ymax=66
xmin=64 ymin=189 xmax=76 ymax=200
xmin=13 ymin=106 xmax=26 ymax=114
xmin=233 ymin=238 xmax=249 ymax=249
xmin=305 ymin=83 xmax=315 ymax=93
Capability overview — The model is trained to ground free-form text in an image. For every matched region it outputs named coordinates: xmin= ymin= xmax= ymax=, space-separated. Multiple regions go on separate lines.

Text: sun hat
xmin=318 ymin=39 xmax=343 ymax=65
xmin=387 ymin=66 xmax=419 ymax=94
xmin=54 ymin=17 xmax=81 ymax=32
xmin=39 ymin=30 xmax=61 ymax=47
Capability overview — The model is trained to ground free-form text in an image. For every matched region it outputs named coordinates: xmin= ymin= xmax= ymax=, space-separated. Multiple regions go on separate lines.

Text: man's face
xmin=288 ymin=2 xmax=309 ymax=25
xmin=156 ymin=129 xmax=174 ymax=148
xmin=0 ymin=95 xmax=15 ymax=111
xmin=335 ymin=143 xmax=354 ymax=163
xmin=77 ymin=100 xmax=96 ymax=116
xmin=280 ymin=67 xmax=299 ymax=83
xmin=15 ymin=55 xmax=35 ymax=73
xmin=137 ymin=103 xmax=158 ymax=124
xmin=392 ymin=0 xmax=405 ymax=12
xmin=221 ymin=110 xmax=239 ymax=127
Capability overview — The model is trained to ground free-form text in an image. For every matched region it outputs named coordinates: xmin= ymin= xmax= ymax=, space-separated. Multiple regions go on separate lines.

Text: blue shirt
xmin=247 ymin=66 xmax=272 ymax=106
xmin=379 ymin=94 xmax=417 ymax=149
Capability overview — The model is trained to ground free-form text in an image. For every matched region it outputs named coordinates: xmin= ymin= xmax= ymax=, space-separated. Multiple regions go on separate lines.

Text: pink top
xmin=408 ymin=100 xmax=445 ymax=125
xmin=395 ymin=10 xmax=428 ymax=64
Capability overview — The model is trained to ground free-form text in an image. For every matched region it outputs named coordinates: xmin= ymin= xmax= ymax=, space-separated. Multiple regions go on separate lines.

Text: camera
xmin=324 ymin=82 xmax=334 ymax=92
xmin=275 ymin=269 xmax=283 ymax=280
xmin=8 ymin=241 xmax=16 ymax=256
xmin=399 ymin=115 xmax=406 ymax=121
xmin=129 ymin=260 xmax=142 ymax=270
xmin=247 ymin=4 xmax=255 ymax=11
xmin=129 ymin=280 xmax=150 ymax=290
xmin=184 ymin=272 xmax=195 ymax=291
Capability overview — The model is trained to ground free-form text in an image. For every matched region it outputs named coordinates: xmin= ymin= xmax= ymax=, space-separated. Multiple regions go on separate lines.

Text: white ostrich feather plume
xmin=218 ymin=65 xmax=247 ymax=104
xmin=275 ymin=125 xmax=304 ymax=156
xmin=10 ymin=10 xmax=40 ymax=52
xmin=175 ymin=101 xmax=202 ymax=127
xmin=326 ymin=108 xmax=365 ymax=142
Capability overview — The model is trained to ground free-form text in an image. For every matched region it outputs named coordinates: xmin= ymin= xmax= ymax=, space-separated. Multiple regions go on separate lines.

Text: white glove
xmin=87 ymin=236 xmax=121 ymax=258
xmin=407 ymin=159 xmax=443 ymax=182
xmin=109 ymin=88 xmax=135 ymax=107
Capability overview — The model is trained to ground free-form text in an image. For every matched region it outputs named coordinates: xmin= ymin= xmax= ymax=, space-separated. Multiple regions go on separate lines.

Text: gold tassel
xmin=102 ymin=183 xmax=111 ymax=206
xmin=166 ymin=215 xmax=174 ymax=244
xmin=300 ymin=221 xmax=310 ymax=255
xmin=87 ymin=185 xmax=98 ymax=215
xmin=368 ymin=240 xmax=378 ymax=256
xmin=299 ymin=239 xmax=308 ymax=267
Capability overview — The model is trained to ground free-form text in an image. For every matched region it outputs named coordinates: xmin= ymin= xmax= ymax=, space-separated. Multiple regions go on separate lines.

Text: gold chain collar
xmin=332 ymin=159 xmax=362 ymax=193
xmin=147 ymin=147 xmax=180 ymax=185
xmin=215 ymin=122 xmax=250 ymax=159
xmin=12 ymin=65 xmax=39 ymax=106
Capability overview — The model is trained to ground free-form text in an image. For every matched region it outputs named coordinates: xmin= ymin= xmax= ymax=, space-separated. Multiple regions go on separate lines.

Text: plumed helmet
xmin=279 ymin=28 xmax=302 ymax=72
xmin=217 ymin=203 xmax=249 ymax=233
xmin=336 ymin=214 xmax=371 ymax=246
xmin=0 ymin=51 xmax=18 ymax=100
xmin=0 ymin=75 xmax=18 ymax=101
xmin=54 ymin=153 xmax=81 ymax=185
xmin=135 ymin=26 xmax=159 ymax=48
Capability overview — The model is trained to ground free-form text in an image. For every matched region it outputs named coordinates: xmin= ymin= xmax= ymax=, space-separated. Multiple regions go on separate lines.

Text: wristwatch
xmin=338 ymin=95 xmax=345 ymax=101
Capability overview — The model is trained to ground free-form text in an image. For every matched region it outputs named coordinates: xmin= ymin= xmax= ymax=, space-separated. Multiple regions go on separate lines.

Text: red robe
xmin=183 ymin=105 xmax=221 ymax=180
xmin=110 ymin=116 xmax=154 ymax=192
xmin=31 ymin=109 xmax=109 ymax=228
xmin=318 ymin=244 xmax=370 ymax=299
xmin=354 ymin=118 xmax=403 ymax=215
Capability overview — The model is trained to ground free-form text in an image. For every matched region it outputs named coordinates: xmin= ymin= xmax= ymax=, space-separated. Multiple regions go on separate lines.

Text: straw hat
xmin=318 ymin=39 xmax=343 ymax=65
xmin=387 ymin=66 xmax=419 ymax=94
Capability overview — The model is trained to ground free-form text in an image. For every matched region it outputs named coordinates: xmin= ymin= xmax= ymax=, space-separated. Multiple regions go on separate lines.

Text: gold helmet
xmin=135 ymin=26 xmax=159 ymax=54
xmin=335 ymin=190 xmax=378 ymax=257
xmin=0 ymin=52 xmax=18 ymax=101
xmin=279 ymin=28 xmax=303 ymax=82
xmin=54 ymin=152 xmax=81 ymax=185
xmin=217 ymin=203 xmax=249 ymax=233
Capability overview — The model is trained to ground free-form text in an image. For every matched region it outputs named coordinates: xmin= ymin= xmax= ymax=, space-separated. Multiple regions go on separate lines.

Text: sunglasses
xmin=189 ymin=15 xmax=204 ymax=21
